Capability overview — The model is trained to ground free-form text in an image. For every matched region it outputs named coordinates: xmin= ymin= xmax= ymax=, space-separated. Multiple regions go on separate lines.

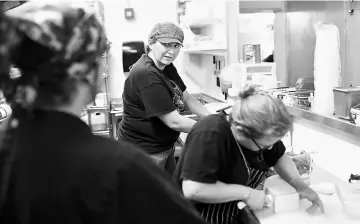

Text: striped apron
xmin=199 ymin=141 xmax=269 ymax=224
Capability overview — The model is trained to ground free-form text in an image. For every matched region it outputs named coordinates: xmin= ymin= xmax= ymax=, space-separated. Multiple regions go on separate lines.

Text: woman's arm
xmin=182 ymin=180 xmax=251 ymax=204
xmin=273 ymin=154 xmax=324 ymax=213
xmin=159 ymin=110 xmax=196 ymax=133
xmin=273 ymin=153 xmax=301 ymax=183
xmin=183 ymin=91 xmax=211 ymax=118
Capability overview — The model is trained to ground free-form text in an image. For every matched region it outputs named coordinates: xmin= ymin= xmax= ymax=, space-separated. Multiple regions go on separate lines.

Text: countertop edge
xmin=286 ymin=105 xmax=360 ymax=138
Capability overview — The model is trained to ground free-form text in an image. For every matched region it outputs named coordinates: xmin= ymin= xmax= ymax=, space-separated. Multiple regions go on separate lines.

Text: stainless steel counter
xmin=286 ymin=105 xmax=360 ymax=139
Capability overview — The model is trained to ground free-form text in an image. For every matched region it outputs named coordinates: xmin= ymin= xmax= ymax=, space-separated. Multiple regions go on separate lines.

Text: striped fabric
xmin=200 ymin=139 xmax=269 ymax=224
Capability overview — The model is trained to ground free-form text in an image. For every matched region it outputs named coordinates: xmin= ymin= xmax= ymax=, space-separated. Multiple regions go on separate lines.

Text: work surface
xmin=257 ymin=166 xmax=359 ymax=224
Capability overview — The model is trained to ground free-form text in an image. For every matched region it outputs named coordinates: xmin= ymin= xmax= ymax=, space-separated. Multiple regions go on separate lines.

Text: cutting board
xmin=204 ymin=102 xmax=231 ymax=114
xmin=257 ymin=193 xmax=359 ymax=224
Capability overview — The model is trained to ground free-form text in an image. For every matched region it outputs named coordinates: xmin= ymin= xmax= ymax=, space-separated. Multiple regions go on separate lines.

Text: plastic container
xmin=288 ymin=152 xmax=314 ymax=185
xmin=81 ymin=107 xmax=109 ymax=132
xmin=333 ymin=87 xmax=360 ymax=118
xmin=335 ymin=183 xmax=360 ymax=220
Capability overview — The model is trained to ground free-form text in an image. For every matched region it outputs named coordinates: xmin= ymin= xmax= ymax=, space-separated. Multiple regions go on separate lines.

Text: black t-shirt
xmin=173 ymin=114 xmax=285 ymax=188
xmin=0 ymin=110 xmax=205 ymax=224
xmin=119 ymin=54 xmax=186 ymax=154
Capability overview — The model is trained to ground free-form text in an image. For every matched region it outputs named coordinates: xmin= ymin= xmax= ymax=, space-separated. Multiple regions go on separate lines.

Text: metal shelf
xmin=93 ymin=129 xmax=111 ymax=138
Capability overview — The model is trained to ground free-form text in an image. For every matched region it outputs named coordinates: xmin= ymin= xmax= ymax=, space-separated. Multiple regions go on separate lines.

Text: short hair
xmin=230 ymin=85 xmax=293 ymax=139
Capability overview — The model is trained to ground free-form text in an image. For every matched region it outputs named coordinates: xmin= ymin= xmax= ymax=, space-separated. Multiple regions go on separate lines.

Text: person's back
xmin=1 ymin=110 xmax=204 ymax=223
xmin=0 ymin=2 xmax=205 ymax=223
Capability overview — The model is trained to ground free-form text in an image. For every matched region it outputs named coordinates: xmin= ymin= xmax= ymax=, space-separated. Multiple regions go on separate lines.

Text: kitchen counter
xmin=286 ymin=104 xmax=360 ymax=139
xmin=258 ymin=165 xmax=360 ymax=224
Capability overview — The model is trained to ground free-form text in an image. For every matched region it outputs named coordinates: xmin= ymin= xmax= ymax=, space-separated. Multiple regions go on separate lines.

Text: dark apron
xmin=200 ymin=139 xmax=269 ymax=224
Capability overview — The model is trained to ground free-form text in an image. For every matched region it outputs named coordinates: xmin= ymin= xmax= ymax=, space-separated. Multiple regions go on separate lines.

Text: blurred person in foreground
xmin=0 ymin=2 xmax=206 ymax=224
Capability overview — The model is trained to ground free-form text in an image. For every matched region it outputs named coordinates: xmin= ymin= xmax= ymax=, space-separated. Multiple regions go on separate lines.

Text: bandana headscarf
xmin=0 ymin=1 xmax=109 ymax=99
xmin=0 ymin=2 xmax=110 ymax=212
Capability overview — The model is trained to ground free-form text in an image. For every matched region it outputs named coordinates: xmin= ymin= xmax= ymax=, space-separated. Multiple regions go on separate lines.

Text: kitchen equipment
xmin=219 ymin=63 xmax=246 ymax=94
xmin=242 ymin=44 xmax=261 ymax=64
xmin=333 ymin=87 xmax=360 ymax=118
xmin=349 ymin=174 xmax=360 ymax=183
xmin=263 ymin=175 xmax=300 ymax=214
xmin=311 ymin=182 xmax=336 ymax=196
xmin=122 ymin=41 xmax=145 ymax=74
xmin=335 ymin=183 xmax=360 ymax=220
xmin=231 ymin=63 xmax=277 ymax=90
xmin=81 ymin=106 xmax=109 ymax=135
xmin=350 ymin=104 xmax=360 ymax=125
xmin=295 ymin=76 xmax=314 ymax=91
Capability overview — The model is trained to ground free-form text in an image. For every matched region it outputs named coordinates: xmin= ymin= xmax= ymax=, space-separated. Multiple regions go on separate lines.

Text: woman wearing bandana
xmin=0 ymin=2 xmax=207 ymax=224
xmin=174 ymin=85 xmax=324 ymax=224
xmin=119 ymin=22 xmax=210 ymax=175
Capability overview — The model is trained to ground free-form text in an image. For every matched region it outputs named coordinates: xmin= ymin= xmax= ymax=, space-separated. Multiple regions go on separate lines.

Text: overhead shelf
xmin=182 ymin=47 xmax=226 ymax=56
xmin=239 ymin=0 xmax=285 ymax=13
xmin=187 ymin=18 xmax=221 ymax=28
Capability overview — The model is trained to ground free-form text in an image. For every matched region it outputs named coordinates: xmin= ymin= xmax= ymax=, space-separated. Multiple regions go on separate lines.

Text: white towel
xmin=313 ymin=21 xmax=341 ymax=116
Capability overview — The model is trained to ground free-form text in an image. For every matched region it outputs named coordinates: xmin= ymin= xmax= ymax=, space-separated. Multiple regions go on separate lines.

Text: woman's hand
xmin=298 ymin=186 xmax=325 ymax=214
xmin=291 ymin=178 xmax=325 ymax=214
xmin=244 ymin=188 xmax=269 ymax=210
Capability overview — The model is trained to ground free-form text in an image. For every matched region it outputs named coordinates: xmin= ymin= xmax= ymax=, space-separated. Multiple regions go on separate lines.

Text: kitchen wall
xmin=285 ymin=1 xmax=346 ymax=86
xmin=101 ymin=0 xmax=177 ymax=99
xmin=344 ymin=1 xmax=360 ymax=86
xmin=119 ymin=0 xmax=178 ymax=43
xmin=284 ymin=1 xmax=360 ymax=87
xmin=238 ymin=13 xmax=275 ymax=62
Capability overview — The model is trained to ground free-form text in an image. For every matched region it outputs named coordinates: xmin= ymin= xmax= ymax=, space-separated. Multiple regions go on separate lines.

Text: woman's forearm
xmin=273 ymin=154 xmax=304 ymax=189
xmin=183 ymin=92 xmax=211 ymax=118
xmin=159 ymin=110 xmax=196 ymax=133
xmin=187 ymin=98 xmax=211 ymax=118
xmin=173 ymin=115 xmax=197 ymax=133
xmin=182 ymin=180 xmax=251 ymax=204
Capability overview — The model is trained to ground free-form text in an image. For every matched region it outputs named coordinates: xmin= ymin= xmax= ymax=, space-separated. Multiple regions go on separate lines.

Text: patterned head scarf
xmin=0 ymin=3 xmax=109 ymax=211
xmin=0 ymin=1 xmax=109 ymax=102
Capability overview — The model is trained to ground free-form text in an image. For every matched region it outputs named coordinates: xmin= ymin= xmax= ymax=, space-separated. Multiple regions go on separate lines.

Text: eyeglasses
xmin=251 ymin=138 xmax=273 ymax=163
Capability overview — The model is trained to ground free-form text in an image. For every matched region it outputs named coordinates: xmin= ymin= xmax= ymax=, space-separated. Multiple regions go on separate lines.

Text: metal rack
xmin=82 ymin=43 xmax=113 ymax=138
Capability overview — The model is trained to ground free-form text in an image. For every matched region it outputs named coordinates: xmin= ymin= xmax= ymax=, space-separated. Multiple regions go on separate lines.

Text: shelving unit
xmin=174 ymin=0 xmax=239 ymax=101
xmin=81 ymin=0 xmax=114 ymax=138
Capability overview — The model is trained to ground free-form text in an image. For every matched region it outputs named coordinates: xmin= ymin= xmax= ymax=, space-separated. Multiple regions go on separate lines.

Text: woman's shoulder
xmin=126 ymin=56 xmax=164 ymax=87
xmin=192 ymin=114 xmax=230 ymax=133
xmin=128 ymin=55 xmax=155 ymax=77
